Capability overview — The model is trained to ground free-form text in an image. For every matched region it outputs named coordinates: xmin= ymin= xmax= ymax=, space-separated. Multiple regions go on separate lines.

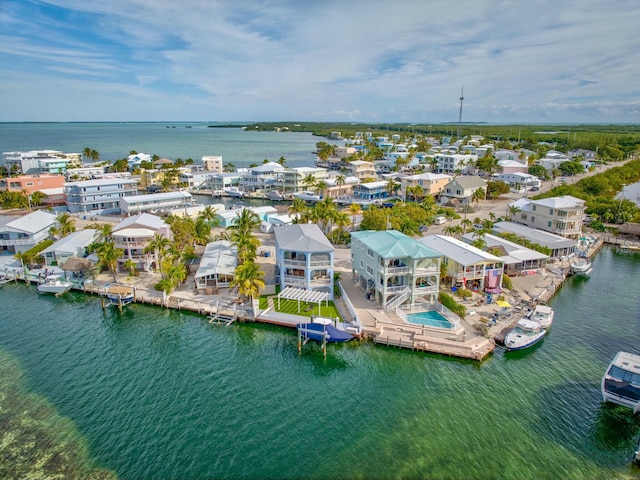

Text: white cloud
xmin=1 ymin=0 xmax=640 ymax=122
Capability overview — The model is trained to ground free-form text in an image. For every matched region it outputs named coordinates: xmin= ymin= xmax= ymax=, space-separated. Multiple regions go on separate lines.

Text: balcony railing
xmin=378 ymin=265 xmax=410 ymax=275
xmin=377 ymin=284 xmax=409 ymax=293
xmin=0 ymin=238 xmax=36 ymax=246
xmin=283 ymin=259 xmax=331 ymax=267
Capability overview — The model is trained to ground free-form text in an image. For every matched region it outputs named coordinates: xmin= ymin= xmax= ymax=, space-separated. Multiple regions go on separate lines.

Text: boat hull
xmin=296 ymin=322 xmax=354 ymax=343
xmin=37 ymin=284 xmax=72 ymax=295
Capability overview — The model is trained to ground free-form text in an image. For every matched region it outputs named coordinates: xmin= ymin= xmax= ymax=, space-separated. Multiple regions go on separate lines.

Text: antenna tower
xmin=457 ymin=86 xmax=464 ymax=139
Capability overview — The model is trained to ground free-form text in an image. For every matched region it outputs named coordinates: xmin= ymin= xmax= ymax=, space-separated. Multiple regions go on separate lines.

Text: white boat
xmin=223 ymin=186 xmax=244 ymax=198
xmin=504 ymin=319 xmax=547 ymax=351
xmin=37 ymin=275 xmax=73 ymax=295
xmin=570 ymin=257 xmax=592 ymax=275
xmin=528 ymin=304 xmax=554 ymax=329
xmin=292 ymin=191 xmax=323 ymax=202
xmin=265 ymin=190 xmax=284 ymax=201
xmin=601 ymin=351 xmax=640 ymax=413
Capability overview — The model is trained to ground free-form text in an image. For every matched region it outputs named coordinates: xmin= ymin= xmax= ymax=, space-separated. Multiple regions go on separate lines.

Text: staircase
xmin=384 ymin=287 xmax=411 ymax=312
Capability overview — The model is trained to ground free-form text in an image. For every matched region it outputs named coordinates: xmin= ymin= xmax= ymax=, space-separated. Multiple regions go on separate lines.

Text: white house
xmin=111 ymin=213 xmax=172 ymax=271
xmin=41 ymin=229 xmax=99 ymax=266
xmin=507 ymin=195 xmax=586 ymax=239
xmin=0 ymin=210 xmax=58 ymax=254
xmin=118 ymin=191 xmax=195 ymax=215
xmin=194 ymin=240 xmax=237 ymax=292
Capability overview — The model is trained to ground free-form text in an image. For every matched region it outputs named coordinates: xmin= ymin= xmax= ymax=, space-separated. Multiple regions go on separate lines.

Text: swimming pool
xmin=406 ymin=310 xmax=454 ymax=329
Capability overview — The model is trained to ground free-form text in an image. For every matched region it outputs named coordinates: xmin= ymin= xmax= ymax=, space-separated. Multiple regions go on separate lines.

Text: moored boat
xmin=37 ymin=275 xmax=73 ymax=296
xmin=570 ymin=257 xmax=592 ymax=275
xmin=528 ymin=304 xmax=554 ymax=329
xmin=223 ymin=186 xmax=244 ymax=198
xmin=296 ymin=318 xmax=354 ymax=343
xmin=504 ymin=319 xmax=546 ymax=351
xmin=601 ymin=351 xmax=640 ymax=413
xmin=291 ymin=191 xmax=323 ymax=202
xmin=265 ymin=190 xmax=284 ymax=201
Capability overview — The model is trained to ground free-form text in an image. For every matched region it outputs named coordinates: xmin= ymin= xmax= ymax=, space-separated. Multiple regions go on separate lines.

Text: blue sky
xmin=1 ymin=0 xmax=639 ymax=123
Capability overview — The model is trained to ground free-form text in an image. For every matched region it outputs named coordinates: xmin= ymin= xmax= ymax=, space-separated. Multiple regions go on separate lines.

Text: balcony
xmin=378 ymin=265 xmax=411 ymax=275
xmin=377 ymin=283 xmax=409 ymax=293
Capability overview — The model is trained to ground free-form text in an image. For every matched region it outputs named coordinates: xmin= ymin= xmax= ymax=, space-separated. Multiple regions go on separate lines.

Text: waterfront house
xmin=492 ymin=221 xmax=576 ymax=259
xmin=65 ymin=165 xmax=108 ymax=181
xmin=419 ymin=235 xmax=504 ymax=293
xmin=507 ymin=195 xmax=585 ymax=239
xmin=281 ymin=167 xmax=328 ymax=194
xmin=0 ymin=174 xmax=66 ymax=196
xmin=352 ymin=180 xmax=389 ymax=201
xmin=440 ymin=176 xmax=487 ymax=206
xmin=41 ymin=229 xmax=99 ymax=267
xmin=568 ymin=148 xmax=597 ymax=160
xmin=194 ymin=240 xmax=237 ymax=293
xmin=240 ymin=162 xmax=285 ymax=193
xmin=0 ymin=210 xmax=58 ymax=254
xmin=346 ymin=160 xmax=377 ymax=181
xmin=64 ymin=177 xmax=139 ymax=215
xmin=461 ymin=232 xmax=549 ymax=276
xmin=274 ymin=224 xmax=334 ymax=299
xmin=111 ymin=213 xmax=172 ymax=272
xmin=205 ymin=172 xmax=242 ymax=192
xmin=351 ymin=230 xmax=441 ymax=310
xmin=201 ymin=155 xmax=223 ymax=173
xmin=119 ymin=191 xmax=195 ymax=215
xmin=3 ymin=150 xmax=80 ymax=175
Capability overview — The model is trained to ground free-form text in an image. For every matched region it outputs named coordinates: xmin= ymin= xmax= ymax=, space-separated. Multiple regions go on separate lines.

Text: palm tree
xmin=386 ymin=178 xmax=400 ymax=197
xmin=507 ymin=205 xmax=520 ymax=221
xmin=231 ymin=261 xmax=265 ymax=301
xmin=144 ymin=233 xmax=170 ymax=277
xmin=124 ymin=259 xmax=137 ymax=277
xmin=302 ymin=173 xmax=317 ymax=190
xmin=315 ymin=180 xmax=328 ymax=198
xmin=442 ymin=225 xmax=456 ymax=237
xmin=167 ymin=263 xmax=188 ymax=288
xmin=460 ymin=218 xmax=473 ymax=234
xmin=277 ymin=156 xmax=287 ymax=167
xmin=57 ymin=213 xmax=76 ymax=237
xmin=96 ymin=241 xmax=123 ymax=282
xmin=349 ymin=203 xmax=361 ymax=230
xmin=231 ymin=229 xmax=260 ymax=264
xmin=229 ymin=208 xmax=261 ymax=236
xmin=335 ymin=174 xmax=346 ymax=197
xmin=198 ymin=206 xmax=217 ymax=224
xmin=429 ymin=157 xmax=439 ymax=172
xmin=471 ymin=188 xmax=486 ymax=209
xmin=289 ymin=198 xmax=308 ymax=222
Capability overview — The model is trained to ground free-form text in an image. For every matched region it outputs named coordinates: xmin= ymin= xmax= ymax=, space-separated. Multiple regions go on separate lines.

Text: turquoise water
xmin=1 ymin=247 xmax=640 ymax=479
xmin=406 ymin=310 xmax=454 ymax=329
xmin=0 ymin=122 xmax=330 ymax=167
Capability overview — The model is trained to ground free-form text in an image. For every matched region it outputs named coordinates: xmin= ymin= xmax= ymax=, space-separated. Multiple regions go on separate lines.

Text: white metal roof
xmin=194 ymin=241 xmax=237 ymax=279
xmin=41 ymin=229 xmax=98 ymax=254
xmin=113 ymin=213 xmax=168 ymax=232
xmin=2 ymin=210 xmax=57 ymax=234
xmin=120 ymin=191 xmax=192 ymax=204
xmin=492 ymin=221 xmax=576 ymax=249
xmin=419 ymin=235 xmax=502 ymax=266
xmin=274 ymin=224 xmax=333 ymax=252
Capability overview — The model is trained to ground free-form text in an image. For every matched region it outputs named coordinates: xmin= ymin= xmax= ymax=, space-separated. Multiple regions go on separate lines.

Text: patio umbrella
xmin=496 ymin=300 xmax=512 ymax=308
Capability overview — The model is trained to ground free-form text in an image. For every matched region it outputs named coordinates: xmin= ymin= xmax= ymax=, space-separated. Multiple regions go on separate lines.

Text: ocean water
xmin=0 ymin=122 xmax=328 ymax=167
xmin=1 ymin=247 xmax=639 ymax=479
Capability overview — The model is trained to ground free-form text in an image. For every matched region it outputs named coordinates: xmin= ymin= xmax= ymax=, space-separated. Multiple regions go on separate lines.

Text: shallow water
xmin=1 ymin=247 xmax=639 ymax=479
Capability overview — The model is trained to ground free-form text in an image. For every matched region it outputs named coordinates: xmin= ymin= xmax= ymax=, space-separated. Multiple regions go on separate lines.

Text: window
xmin=548 ymin=221 xmax=552 ymax=227
xmin=549 ymin=209 xmax=554 ymax=215
xmin=26 ymin=182 xmax=34 ymax=187
xmin=367 ymin=248 xmax=374 ymax=258
xmin=360 ymin=259 xmax=364 ymax=268
xmin=520 ymin=213 xmax=527 ymax=220
xmin=366 ymin=265 xmax=373 ymax=275
xmin=532 ymin=205 xmax=536 ymax=211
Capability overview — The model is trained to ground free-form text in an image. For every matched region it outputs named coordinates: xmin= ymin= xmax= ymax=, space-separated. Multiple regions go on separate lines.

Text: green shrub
xmin=502 ymin=274 xmax=513 ymax=290
xmin=439 ymin=292 xmax=467 ymax=318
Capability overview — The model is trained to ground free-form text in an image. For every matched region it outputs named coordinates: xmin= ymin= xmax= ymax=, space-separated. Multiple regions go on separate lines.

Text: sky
xmin=1 ymin=0 xmax=640 ymax=124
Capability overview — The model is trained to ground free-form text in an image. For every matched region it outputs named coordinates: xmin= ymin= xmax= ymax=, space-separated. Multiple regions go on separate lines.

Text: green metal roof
xmin=352 ymin=230 xmax=441 ymax=260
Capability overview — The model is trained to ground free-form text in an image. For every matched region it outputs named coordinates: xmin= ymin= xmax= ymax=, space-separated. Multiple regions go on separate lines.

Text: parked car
xmin=529 ymin=186 xmax=540 ymax=191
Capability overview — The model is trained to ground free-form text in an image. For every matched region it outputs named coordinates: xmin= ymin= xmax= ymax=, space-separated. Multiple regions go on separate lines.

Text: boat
xmin=103 ymin=285 xmax=135 ymax=308
xmin=528 ymin=304 xmax=554 ymax=329
xmin=37 ymin=275 xmax=73 ymax=296
xmin=503 ymin=319 xmax=546 ymax=351
xmin=570 ymin=257 xmax=592 ymax=275
xmin=223 ymin=186 xmax=244 ymax=198
xmin=291 ymin=191 xmax=323 ymax=202
xmin=601 ymin=351 xmax=640 ymax=413
xmin=296 ymin=318 xmax=354 ymax=343
xmin=265 ymin=190 xmax=284 ymax=201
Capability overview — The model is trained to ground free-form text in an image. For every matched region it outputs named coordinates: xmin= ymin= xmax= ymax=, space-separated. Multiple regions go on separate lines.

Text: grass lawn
xmin=260 ymin=296 xmax=342 ymax=321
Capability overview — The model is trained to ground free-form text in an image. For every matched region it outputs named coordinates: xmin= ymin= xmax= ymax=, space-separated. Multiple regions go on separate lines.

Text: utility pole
xmin=457 ymin=86 xmax=464 ymax=140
